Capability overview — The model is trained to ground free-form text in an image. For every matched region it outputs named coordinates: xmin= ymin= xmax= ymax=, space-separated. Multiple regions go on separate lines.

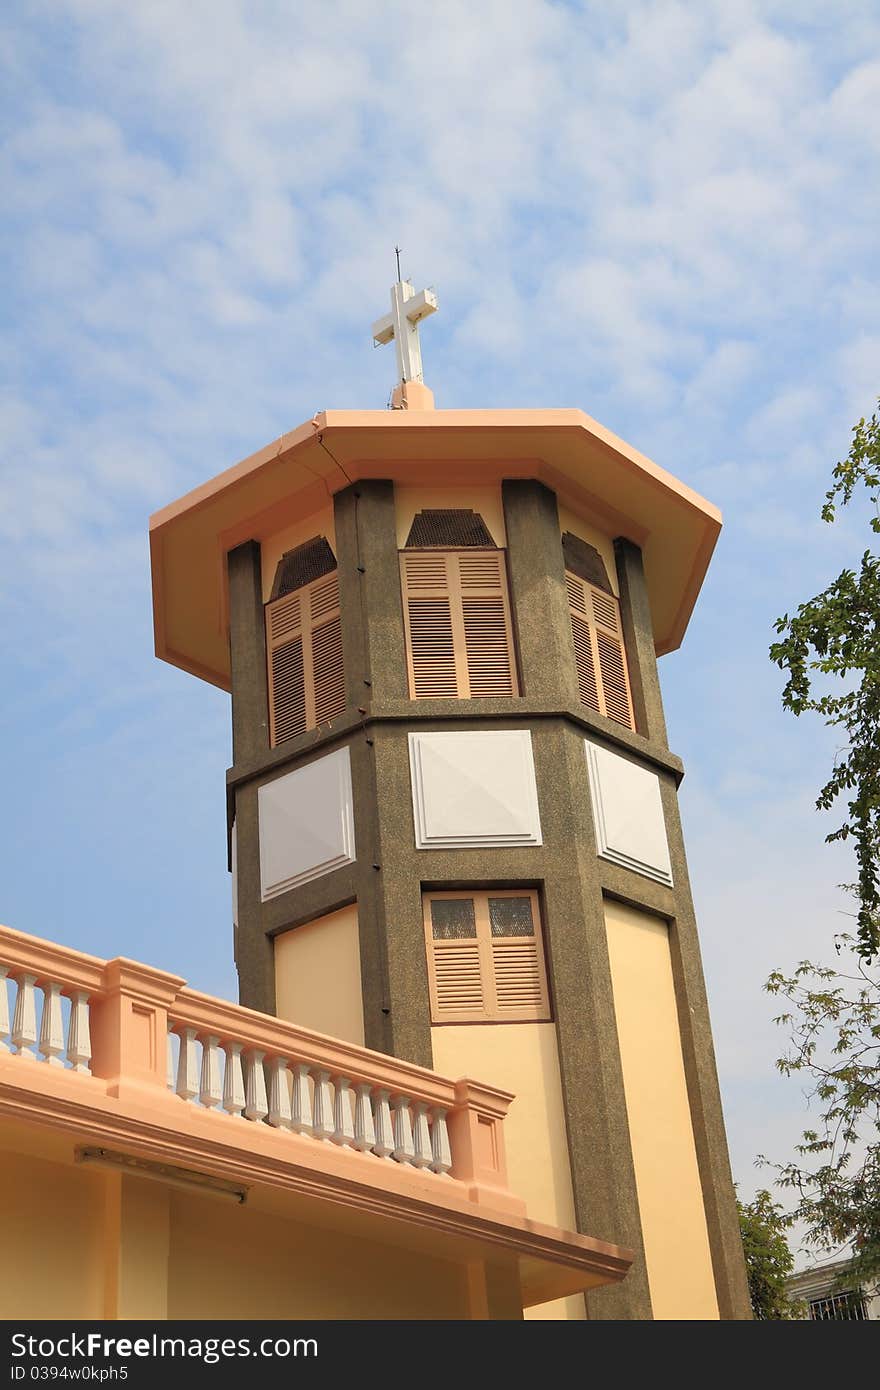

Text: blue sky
xmin=2 ymin=1 xmax=879 ymax=1242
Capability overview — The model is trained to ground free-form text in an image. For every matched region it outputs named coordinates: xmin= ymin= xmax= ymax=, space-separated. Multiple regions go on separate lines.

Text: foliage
xmin=770 ymin=401 xmax=880 ymax=957
xmin=763 ymin=937 xmax=880 ymax=1295
xmin=737 ymin=1188 xmax=801 ymax=1319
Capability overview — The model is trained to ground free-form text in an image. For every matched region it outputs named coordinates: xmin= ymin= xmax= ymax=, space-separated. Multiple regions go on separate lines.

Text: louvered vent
xmin=424 ymin=892 xmax=550 ymax=1023
xmin=561 ymin=531 xmax=613 ymax=594
xmin=405 ymin=509 xmax=496 ymax=548
xmin=269 ymin=535 xmax=337 ymax=601
xmin=266 ymin=570 xmax=346 ymax=746
xmin=400 ymin=549 xmax=518 ymax=699
xmin=565 ymin=570 xmax=635 ymax=731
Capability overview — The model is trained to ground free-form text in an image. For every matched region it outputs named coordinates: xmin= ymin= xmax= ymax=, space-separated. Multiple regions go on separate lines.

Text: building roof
xmin=150 ymin=405 xmax=722 ymax=691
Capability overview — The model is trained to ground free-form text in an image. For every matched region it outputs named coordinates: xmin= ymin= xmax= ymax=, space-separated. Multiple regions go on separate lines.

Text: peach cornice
xmin=149 ymin=404 xmax=722 ymax=688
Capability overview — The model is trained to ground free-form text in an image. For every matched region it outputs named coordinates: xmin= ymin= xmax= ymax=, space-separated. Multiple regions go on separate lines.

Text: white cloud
xmin=2 ymin=0 xmax=879 ymax=1211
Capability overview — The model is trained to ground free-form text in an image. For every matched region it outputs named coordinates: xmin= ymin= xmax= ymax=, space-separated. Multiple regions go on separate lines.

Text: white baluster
xmin=291 ymin=1064 xmax=313 ymax=1135
xmin=331 ymin=1077 xmax=356 ymax=1147
xmin=267 ymin=1057 xmax=292 ymax=1128
xmin=222 ymin=1041 xmax=246 ymax=1118
xmin=391 ymin=1095 xmax=416 ymax=1164
xmin=11 ymin=974 xmax=38 ymax=1060
xmin=429 ymin=1106 xmax=453 ymax=1176
xmin=244 ymin=1049 xmax=268 ymax=1122
xmin=37 ymin=981 xmax=65 ymax=1066
xmin=167 ymin=1029 xmax=175 ymax=1089
xmin=312 ymin=1070 xmax=334 ymax=1141
xmin=353 ymin=1083 xmax=376 ymax=1153
xmin=66 ymin=991 xmax=91 ymax=1073
xmin=199 ymin=1035 xmax=222 ymax=1109
xmin=0 ymin=967 xmax=11 ymax=1053
xmin=175 ymin=1027 xmax=199 ymax=1102
xmin=411 ymin=1101 xmax=432 ymax=1169
xmin=372 ymin=1089 xmax=394 ymax=1159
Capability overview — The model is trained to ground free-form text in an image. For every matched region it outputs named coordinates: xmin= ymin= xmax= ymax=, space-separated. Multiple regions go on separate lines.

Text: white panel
xmin=258 ymin=747 xmax=356 ymax=900
xmin=409 ymin=731 xmax=542 ymax=850
xmin=585 ymin=741 xmax=673 ymax=886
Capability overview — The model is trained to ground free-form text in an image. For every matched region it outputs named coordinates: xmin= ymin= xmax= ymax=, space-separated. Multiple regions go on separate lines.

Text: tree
xmin=763 ymin=938 xmax=880 ymax=1296
xmin=737 ymin=1188 xmax=801 ymax=1319
xmin=770 ymin=400 xmax=880 ymax=958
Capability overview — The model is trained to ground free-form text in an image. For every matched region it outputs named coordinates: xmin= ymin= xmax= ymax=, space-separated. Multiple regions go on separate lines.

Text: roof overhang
xmin=150 ymin=408 xmax=722 ymax=690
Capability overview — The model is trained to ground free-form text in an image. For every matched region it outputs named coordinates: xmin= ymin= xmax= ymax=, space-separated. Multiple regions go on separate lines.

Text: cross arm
xmin=372 ymin=313 xmax=395 ymax=346
xmin=404 ymin=288 xmax=438 ymax=325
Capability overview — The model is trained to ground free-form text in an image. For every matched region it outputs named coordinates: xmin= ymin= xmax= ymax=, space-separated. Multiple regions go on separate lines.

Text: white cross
xmin=372 ymin=277 xmax=438 ymax=386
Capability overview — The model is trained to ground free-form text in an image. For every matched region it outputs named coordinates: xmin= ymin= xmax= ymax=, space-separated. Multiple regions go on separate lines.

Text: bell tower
xmin=149 ymin=275 xmax=751 ymax=1320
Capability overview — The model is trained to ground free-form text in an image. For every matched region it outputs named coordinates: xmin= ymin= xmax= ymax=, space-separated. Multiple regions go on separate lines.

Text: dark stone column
xmin=614 ymin=539 xmax=750 ymax=1316
xmin=334 ymin=480 xmax=409 ymax=707
xmin=232 ymin=781 xmax=275 ymax=1014
xmin=614 ymin=538 xmax=668 ymax=747
xmin=502 ymin=480 xmax=580 ymax=706
xmin=659 ymin=776 xmax=753 ymax=1319
xmin=227 ymin=540 xmax=269 ymax=765
xmin=227 ymin=541 xmax=273 ymax=1013
xmin=334 ymin=480 xmax=426 ymax=1058
xmin=535 ymin=720 xmax=653 ymax=1319
xmin=368 ymin=723 xmax=434 ymax=1068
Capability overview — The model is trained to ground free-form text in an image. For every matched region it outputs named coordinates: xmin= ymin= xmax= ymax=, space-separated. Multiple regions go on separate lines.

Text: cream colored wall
xmin=557 ymin=503 xmax=618 ymax=596
xmin=275 ymin=904 xmax=365 ymax=1047
xmin=431 ymin=1022 xmax=584 ymax=1321
xmin=395 ymin=484 xmax=507 ymax=548
xmin=0 ymin=1147 xmax=470 ymax=1320
xmin=260 ymin=504 xmax=336 ymax=603
xmin=0 ymin=1149 xmax=106 ymax=1318
xmin=604 ymin=898 xmax=719 ymax=1320
xmin=167 ymin=1192 xmax=470 ymax=1318
xmin=104 ymin=1174 xmax=171 ymax=1319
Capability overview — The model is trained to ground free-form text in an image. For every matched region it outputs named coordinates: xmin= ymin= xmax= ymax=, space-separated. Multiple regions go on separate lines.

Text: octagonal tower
xmin=149 ymin=287 xmax=749 ymax=1321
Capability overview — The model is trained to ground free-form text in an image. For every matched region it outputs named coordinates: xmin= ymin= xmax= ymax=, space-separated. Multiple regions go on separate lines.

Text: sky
xmin=2 ymin=1 xmax=879 ymax=1254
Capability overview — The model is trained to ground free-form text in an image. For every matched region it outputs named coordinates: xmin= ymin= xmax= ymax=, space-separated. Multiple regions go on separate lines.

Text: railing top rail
xmin=0 ymin=924 xmax=106 ymax=995
xmin=170 ymin=986 xmax=486 ymax=1110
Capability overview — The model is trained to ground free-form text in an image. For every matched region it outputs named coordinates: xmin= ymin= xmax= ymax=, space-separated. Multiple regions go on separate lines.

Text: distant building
xmin=788 ymin=1259 xmax=880 ymax=1320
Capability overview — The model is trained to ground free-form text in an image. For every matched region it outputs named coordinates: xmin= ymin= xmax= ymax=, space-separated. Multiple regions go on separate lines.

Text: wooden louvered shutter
xmin=424 ymin=896 xmax=486 ymax=1022
xmin=266 ymin=572 xmax=345 ymax=746
xmin=400 ymin=552 xmax=459 ymax=698
xmin=487 ymin=894 xmax=550 ymax=1021
xmin=424 ymin=892 xmax=550 ymax=1024
xmin=400 ymin=550 xmax=518 ymax=699
xmin=565 ymin=572 xmax=636 ymax=731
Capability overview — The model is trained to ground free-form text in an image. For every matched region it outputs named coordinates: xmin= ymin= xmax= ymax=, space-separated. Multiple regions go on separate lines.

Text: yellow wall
xmin=0 ymin=1144 xmax=472 ymax=1320
xmin=0 ymin=1149 xmax=106 ymax=1319
xmin=275 ymin=905 xmax=365 ymax=1046
xmin=394 ymin=484 xmax=507 ymax=549
xmin=431 ymin=1022 xmax=584 ymax=1321
xmin=604 ymin=898 xmax=719 ymax=1319
xmin=167 ymin=1193 xmax=469 ymax=1319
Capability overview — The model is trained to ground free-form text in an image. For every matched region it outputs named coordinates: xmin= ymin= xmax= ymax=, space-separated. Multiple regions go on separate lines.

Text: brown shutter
xmin=424 ymin=892 xmax=550 ymax=1024
xmin=566 ymin=571 xmax=635 ymax=731
xmin=266 ymin=573 xmax=345 ymax=746
xmin=487 ymin=894 xmax=550 ymax=1021
xmin=401 ymin=550 xmax=518 ymax=699
xmin=458 ymin=551 xmax=518 ymax=697
xmin=400 ymin=552 xmax=459 ymax=697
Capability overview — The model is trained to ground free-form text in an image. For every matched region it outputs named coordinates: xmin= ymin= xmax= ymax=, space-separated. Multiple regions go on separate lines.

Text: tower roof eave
xmin=149 ymin=407 xmax=722 ymax=691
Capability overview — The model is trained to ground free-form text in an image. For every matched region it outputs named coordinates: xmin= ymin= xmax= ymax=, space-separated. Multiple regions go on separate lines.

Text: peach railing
xmin=0 ymin=925 xmax=514 ymax=1206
